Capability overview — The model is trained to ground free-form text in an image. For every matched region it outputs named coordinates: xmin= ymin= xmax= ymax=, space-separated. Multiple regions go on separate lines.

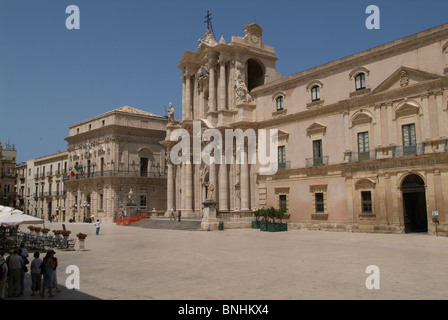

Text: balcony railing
xmin=63 ymin=169 xmax=166 ymax=181
xmin=277 ymin=161 xmax=291 ymax=171
xmin=305 ymin=156 xmax=329 ymax=167
xmin=348 ymin=150 xmax=377 ymax=162
xmin=392 ymin=143 xmax=424 ymax=157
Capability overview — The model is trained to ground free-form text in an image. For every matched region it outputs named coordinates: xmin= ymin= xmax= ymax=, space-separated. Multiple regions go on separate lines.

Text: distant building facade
xmin=165 ymin=22 xmax=448 ymax=235
xmin=15 ymin=162 xmax=27 ymax=211
xmin=0 ymin=141 xmax=17 ymax=207
xmin=26 ymin=152 xmax=68 ymax=221
xmin=64 ymin=106 xmax=168 ymax=223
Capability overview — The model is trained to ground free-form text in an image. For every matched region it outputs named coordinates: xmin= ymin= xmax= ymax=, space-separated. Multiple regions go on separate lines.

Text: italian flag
xmin=70 ymin=164 xmax=80 ymax=177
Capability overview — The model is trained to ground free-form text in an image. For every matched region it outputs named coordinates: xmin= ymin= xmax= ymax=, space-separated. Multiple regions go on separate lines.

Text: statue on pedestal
xmin=165 ymin=102 xmax=175 ymax=124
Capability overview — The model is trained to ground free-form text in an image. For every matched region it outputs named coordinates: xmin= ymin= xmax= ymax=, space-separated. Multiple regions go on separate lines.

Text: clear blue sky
xmin=1 ymin=0 xmax=447 ymax=163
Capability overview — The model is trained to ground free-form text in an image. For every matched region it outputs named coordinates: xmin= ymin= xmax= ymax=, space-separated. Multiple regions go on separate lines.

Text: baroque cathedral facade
xmin=163 ymin=22 xmax=448 ymax=236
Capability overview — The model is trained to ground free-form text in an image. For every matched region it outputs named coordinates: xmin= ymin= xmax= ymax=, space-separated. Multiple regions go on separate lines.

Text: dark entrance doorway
xmin=402 ymin=174 xmax=427 ymax=233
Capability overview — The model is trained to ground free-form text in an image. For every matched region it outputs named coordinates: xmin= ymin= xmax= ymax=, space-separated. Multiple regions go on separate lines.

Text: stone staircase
xmin=129 ymin=217 xmax=203 ymax=231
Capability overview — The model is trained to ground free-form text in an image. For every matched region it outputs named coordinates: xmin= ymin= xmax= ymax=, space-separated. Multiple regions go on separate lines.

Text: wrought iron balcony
xmin=63 ymin=169 xmax=167 ymax=181
xmin=393 ymin=143 xmax=424 ymax=157
xmin=277 ymin=161 xmax=291 ymax=171
xmin=305 ymin=156 xmax=329 ymax=167
xmin=348 ymin=150 xmax=377 ymax=162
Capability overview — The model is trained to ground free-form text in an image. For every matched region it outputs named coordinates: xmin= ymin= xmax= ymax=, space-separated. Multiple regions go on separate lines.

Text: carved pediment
xmin=306 ymin=122 xmax=327 ymax=137
xmin=372 ymin=66 xmax=442 ymax=94
xmin=355 ymin=178 xmax=376 ymax=189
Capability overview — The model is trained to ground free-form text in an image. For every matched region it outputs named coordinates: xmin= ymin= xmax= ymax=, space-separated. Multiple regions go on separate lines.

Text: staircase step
xmin=129 ymin=218 xmax=202 ymax=231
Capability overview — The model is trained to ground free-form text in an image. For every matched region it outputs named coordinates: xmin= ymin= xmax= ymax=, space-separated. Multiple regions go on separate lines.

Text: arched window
xmin=246 ymin=59 xmax=265 ymax=92
xmin=355 ymin=73 xmax=366 ymax=90
xmin=311 ymin=85 xmax=320 ymax=101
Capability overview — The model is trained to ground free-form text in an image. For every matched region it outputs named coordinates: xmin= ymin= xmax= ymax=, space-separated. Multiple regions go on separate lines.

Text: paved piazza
xmin=8 ymin=221 xmax=448 ymax=300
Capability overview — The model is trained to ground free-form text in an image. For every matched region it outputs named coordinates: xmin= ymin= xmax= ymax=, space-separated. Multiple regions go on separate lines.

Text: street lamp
xmin=71 ymin=203 xmax=77 ymax=222
xmin=81 ymin=201 xmax=90 ymax=222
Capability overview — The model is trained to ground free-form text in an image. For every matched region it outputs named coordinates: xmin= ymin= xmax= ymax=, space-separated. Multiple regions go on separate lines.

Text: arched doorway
xmin=401 ymin=174 xmax=428 ymax=233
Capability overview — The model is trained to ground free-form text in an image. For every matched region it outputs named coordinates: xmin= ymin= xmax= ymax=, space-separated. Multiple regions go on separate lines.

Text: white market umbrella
xmin=0 ymin=206 xmax=14 ymax=213
xmin=0 ymin=213 xmax=44 ymax=226
xmin=0 ymin=209 xmax=23 ymax=219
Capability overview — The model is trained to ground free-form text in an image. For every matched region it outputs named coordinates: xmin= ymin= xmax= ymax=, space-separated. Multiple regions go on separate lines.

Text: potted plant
xmin=62 ymin=230 xmax=71 ymax=238
xmin=76 ymin=232 xmax=87 ymax=240
xmin=252 ymin=209 xmax=262 ymax=229
xmin=41 ymin=228 xmax=50 ymax=235
xmin=27 ymin=226 xmax=35 ymax=232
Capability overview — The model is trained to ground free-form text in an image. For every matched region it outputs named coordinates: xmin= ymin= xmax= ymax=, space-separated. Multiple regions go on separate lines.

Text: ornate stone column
xmin=209 ymin=162 xmax=217 ymax=201
xmin=208 ymin=58 xmax=217 ymax=113
xmin=185 ymin=160 xmax=193 ymax=212
xmin=386 ymin=103 xmax=395 ymax=145
xmin=421 ymin=93 xmax=430 ymax=141
xmin=374 ymin=105 xmax=382 ymax=147
xmin=185 ymin=71 xmax=192 ymax=120
xmin=218 ymin=59 xmax=227 ymax=111
xmin=435 ymin=91 xmax=446 ymax=138
xmin=166 ymin=157 xmax=174 ymax=215
xmin=182 ymin=73 xmax=186 ymax=120
xmin=240 ymin=148 xmax=250 ymax=211
xmin=218 ymin=156 xmax=229 ymax=211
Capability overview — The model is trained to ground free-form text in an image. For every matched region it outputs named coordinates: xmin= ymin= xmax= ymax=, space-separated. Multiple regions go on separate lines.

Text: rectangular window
xmin=315 ymin=193 xmax=324 ymax=213
xmin=140 ymin=158 xmax=148 ymax=177
xmin=278 ymin=146 xmax=286 ymax=170
xmin=278 ymin=146 xmax=286 ymax=163
xmin=361 ymin=191 xmax=372 ymax=213
xmin=140 ymin=195 xmax=147 ymax=207
xmin=402 ymin=124 xmax=416 ymax=146
xmin=279 ymin=194 xmax=287 ymax=211
xmin=355 ymin=73 xmax=366 ymax=90
xmin=100 ymin=194 xmax=104 ymax=210
xmin=402 ymin=124 xmax=416 ymax=155
xmin=357 ymin=131 xmax=370 ymax=160
xmin=276 ymin=96 xmax=283 ymax=111
xmin=313 ymin=140 xmax=323 ymax=166
xmin=311 ymin=86 xmax=320 ymax=101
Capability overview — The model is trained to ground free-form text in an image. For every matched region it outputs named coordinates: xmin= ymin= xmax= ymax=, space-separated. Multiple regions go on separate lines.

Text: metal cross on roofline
xmin=204 ymin=10 xmax=212 ymax=30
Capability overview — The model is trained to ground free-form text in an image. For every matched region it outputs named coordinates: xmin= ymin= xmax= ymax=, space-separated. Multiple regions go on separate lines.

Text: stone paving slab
xmin=4 ymin=221 xmax=448 ymax=300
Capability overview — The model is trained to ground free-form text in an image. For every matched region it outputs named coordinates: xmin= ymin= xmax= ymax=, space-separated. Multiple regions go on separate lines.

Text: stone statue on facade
xmin=235 ymin=69 xmax=253 ymax=103
xmin=207 ymin=183 xmax=215 ymax=200
xmin=197 ymin=64 xmax=209 ymax=80
xmin=165 ymin=102 xmax=175 ymax=124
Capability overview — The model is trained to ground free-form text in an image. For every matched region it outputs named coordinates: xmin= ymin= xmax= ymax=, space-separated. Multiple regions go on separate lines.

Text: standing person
xmin=18 ymin=248 xmax=29 ymax=295
xmin=30 ymin=252 xmax=42 ymax=296
xmin=94 ymin=219 xmax=101 ymax=235
xmin=7 ymin=249 xmax=23 ymax=297
xmin=0 ymin=252 xmax=8 ymax=300
xmin=178 ymin=210 xmax=182 ymax=222
xmin=19 ymin=242 xmax=29 ymax=259
xmin=41 ymin=251 xmax=55 ymax=298
xmin=50 ymin=250 xmax=61 ymax=293
xmin=170 ymin=207 xmax=175 ymax=221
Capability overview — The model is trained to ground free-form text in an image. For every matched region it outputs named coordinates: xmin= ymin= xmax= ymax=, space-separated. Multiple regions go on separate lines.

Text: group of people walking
xmin=0 ymin=243 xmax=61 ymax=299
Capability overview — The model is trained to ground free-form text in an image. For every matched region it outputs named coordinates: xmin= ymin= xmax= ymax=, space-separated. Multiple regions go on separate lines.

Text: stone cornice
xmin=266 ymin=152 xmax=448 ymax=180
xmin=65 ymin=124 xmax=166 ymax=143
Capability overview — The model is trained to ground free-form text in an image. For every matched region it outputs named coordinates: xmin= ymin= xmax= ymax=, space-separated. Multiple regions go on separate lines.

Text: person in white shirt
xmin=94 ymin=219 xmax=101 ymax=235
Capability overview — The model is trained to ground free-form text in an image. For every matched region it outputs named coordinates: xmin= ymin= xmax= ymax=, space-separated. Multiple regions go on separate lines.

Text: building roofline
xmin=252 ymin=22 xmax=448 ymax=95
